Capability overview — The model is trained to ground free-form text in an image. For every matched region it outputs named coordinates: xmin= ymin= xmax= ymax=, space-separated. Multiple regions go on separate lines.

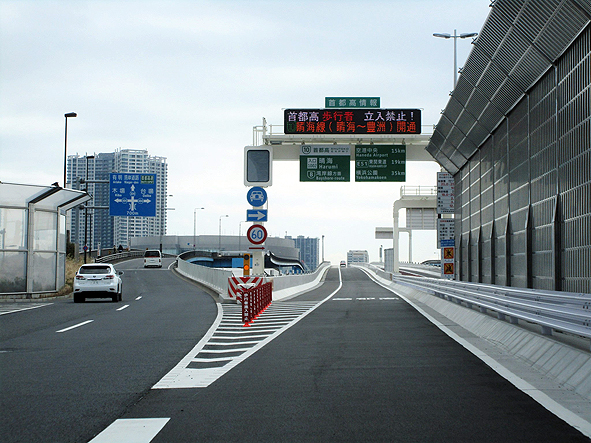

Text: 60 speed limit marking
xmin=247 ymin=224 xmax=267 ymax=245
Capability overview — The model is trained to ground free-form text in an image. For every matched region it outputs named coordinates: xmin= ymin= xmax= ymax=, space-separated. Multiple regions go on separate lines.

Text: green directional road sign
xmin=325 ymin=97 xmax=380 ymax=108
xmin=354 ymin=145 xmax=406 ymax=182
xmin=300 ymin=145 xmax=350 ymax=182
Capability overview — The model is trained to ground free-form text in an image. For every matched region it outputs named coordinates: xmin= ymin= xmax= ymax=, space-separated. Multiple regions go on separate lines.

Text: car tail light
xmin=105 ymin=274 xmax=115 ymax=279
xmin=75 ymin=275 xmax=85 ymax=280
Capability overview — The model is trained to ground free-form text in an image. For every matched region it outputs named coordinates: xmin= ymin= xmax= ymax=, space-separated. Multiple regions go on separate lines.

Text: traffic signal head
xmin=244 ymin=146 xmax=273 ymax=187
xmin=243 ymin=253 xmax=251 ymax=276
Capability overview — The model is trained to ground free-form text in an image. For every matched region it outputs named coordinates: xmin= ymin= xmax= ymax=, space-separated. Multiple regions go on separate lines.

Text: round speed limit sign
xmin=247 ymin=224 xmax=267 ymax=245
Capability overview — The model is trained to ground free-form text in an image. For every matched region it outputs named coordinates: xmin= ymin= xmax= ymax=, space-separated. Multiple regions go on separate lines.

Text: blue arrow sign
xmin=246 ymin=209 xmax=268 ymax=222
xmin=109 ymin=173 xmax=157 ymax=217
xmin=246 ymin=186 xmax=267 ymax=207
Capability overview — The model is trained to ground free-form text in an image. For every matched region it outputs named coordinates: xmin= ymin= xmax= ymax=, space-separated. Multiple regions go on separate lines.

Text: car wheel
xmin=74 ymin=294 xmax=84 ymax=303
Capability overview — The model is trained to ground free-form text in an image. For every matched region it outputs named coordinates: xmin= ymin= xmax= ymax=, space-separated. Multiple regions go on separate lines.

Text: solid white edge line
xmin=88 ymin=418 xmax=170 ymax=443
xmin=0 ymin=303 xmax=53 ymax=315
xmin=152 ymin=302 xmax=224 ymax=388
xmin=56 ymin=320 xmax=94 ymax=333
xmin=358 ymin=267 xmax=591 ymax=439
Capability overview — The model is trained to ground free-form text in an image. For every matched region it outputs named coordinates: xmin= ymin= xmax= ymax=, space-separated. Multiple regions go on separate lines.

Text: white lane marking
xmin=135 ymin=296 xmax=142 ymax=300
xmin=56 ymin=320 xmax=94 ymax=333
xmin=88 ymin=418 xmax=170 ymax=443
xmin=331 ymin=297 xmax=399 ymax=301
xmin=0 ymin=303 xmax=53 ymax=315
xmin=154 ymin=267 xmax=343 ymax=389
xmin=116 ymin=304 xmax=130 ymax=311
xmin=359 ymin=267 xmax=591 ymax=439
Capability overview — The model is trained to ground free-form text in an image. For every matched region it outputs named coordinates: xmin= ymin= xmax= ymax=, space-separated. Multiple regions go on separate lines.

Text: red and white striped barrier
xmin=227 ymin=276 xmax=264 ymax=300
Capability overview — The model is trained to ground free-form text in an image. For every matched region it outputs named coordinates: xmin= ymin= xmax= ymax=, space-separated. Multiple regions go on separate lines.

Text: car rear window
xmin=144 ymin=251 xmax=160 ymax=257
xmin=79 ymin=266 xmax=111 ymax=275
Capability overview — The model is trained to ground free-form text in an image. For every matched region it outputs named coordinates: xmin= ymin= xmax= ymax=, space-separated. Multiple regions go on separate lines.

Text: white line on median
xmin=56 ymin=320 xmax=94 ymax=333
xmin=89 ymin=418 xmax=170 ymax=443
xmin=0 ymin=303 xmax=53 ymax=315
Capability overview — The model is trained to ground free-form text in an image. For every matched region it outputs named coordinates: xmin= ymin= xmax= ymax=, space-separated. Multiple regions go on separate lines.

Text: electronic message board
xmin=284 ymin=109 xmax=421 ymax=135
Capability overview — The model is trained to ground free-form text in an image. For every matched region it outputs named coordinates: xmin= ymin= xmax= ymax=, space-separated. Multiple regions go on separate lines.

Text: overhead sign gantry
xmin=243 ymin=98 xmax=436 ymax=276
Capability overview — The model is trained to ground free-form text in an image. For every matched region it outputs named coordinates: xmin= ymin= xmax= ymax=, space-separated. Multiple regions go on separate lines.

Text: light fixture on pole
xmin=432 ymin=30 xmax=478 ymax=88
xmin=219 ymin=215 xmax=229 ymax=251
xmin=193 ymin=207 xmax=204 ymax=251
xmin=64 ymin=112 xmax=77 ymax=188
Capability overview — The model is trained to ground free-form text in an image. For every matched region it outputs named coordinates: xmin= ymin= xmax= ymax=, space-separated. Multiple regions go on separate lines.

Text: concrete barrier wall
xmin=176 ymin=258 xmax=233 ymax=296
xmin=269 ymin=262 xmax=331 ymax=300
xmin=176 ymin=257 xmax=331 ymax=302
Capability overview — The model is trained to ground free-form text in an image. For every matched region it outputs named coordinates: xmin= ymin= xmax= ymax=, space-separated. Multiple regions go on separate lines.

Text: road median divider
xmin=240 ymin=282 xmax=273 ymax=326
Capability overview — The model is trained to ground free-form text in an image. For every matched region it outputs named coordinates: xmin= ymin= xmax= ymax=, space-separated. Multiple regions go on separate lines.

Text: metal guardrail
xmin=362 ymin=264 xmax=591 ymax=350
xmin=95 ymin=251 xmax=144 ymax=262
xmin=397 ymin=276 xmax=591 ymax=347
xmin=95 ymin=251 xmax=176 ymax=263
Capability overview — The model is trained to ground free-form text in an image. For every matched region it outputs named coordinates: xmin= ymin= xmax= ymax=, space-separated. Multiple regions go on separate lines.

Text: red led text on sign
xmin=284 ymin=109 xmax=421 ymax=135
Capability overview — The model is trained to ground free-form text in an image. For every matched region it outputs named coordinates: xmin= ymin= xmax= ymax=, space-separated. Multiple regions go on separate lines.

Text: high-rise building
xmin=67 ymin=149 xmax=168 ymax=251
xmin=286 ymin=235 xmax=319 ymax=271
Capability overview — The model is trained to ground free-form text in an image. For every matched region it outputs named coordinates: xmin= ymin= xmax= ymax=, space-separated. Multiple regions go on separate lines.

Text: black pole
xmin=63 ymin=117 xmax=68 ymax=188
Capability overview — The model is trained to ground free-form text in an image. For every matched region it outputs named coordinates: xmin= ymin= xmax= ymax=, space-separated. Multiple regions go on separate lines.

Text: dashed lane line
xmin=56 ymin=320 xmax=94 ymax=333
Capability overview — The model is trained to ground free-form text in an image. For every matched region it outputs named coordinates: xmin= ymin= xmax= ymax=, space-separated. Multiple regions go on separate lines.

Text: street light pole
xmin=193 ymin=207 xmax=204 ymax=250
xmin=63 ymin=112 xmax=77 ymax=188
xmin=219 ymin=215 xmax=229 ymax=251
xmin=159 ymin=194 xmax=173 ymax=252
xmin=432 ymin=30 xmax=478 ymax=88
xmin=239 ymin=221 xmax=246 ymax=252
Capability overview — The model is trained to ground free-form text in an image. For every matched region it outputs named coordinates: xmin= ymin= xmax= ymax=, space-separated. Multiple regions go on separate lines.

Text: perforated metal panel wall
xmin=454 ymin=25 xmax=591 ymax=292
xmin=557 ymin=26 xmax=591 ymax=292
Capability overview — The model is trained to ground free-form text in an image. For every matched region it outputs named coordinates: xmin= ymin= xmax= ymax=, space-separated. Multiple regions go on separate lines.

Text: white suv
xmin=144 ymin=250 xmax=162 ymax=268
xmin=73 ymin=264 xmax=123 ymax=303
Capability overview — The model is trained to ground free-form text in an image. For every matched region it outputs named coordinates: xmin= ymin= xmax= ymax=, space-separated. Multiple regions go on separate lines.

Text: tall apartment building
xmin=67 ymin=149 xmax=168 ymax=251
xmin=286 ymin=236 xmax=319 ymax=271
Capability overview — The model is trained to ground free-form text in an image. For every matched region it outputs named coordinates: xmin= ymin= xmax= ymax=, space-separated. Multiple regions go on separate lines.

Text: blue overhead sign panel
xmin=109 ymin=173 xmax=157 ymax=217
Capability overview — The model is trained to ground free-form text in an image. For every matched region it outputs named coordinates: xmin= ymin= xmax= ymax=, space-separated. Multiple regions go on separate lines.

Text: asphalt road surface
xmin=1 ymin=265 xmax=588 ymax=442
xmin=0 ymin=258 xmax=217 ymax=443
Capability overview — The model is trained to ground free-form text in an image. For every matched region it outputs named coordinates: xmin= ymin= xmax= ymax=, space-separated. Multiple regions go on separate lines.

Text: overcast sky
xmin=0 ymin=0 xmax=491 ymax=265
